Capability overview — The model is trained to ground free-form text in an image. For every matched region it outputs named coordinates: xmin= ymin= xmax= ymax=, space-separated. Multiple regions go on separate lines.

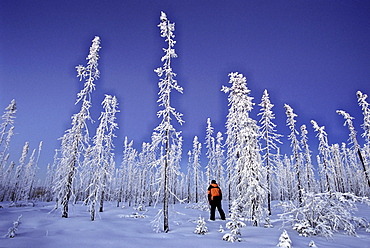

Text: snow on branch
xmin=337 ymin=110 xmax=359 ymax=149
xmin=5 ymin=215 xmax=22 ymax=238
xmin=357 ymin=91 xmax=370 ymax=141
xmin=75 ymin=36 xmax=101 ymax=105
xmin=279 ymin=191 xmax=370 ymax=238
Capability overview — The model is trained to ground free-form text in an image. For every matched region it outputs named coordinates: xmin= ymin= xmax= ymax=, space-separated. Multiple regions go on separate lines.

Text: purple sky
xmin=1 ymin=0 xmax=369 ymax=179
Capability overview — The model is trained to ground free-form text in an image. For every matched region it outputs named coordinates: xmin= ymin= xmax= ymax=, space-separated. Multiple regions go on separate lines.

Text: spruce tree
xmin=151 ymin=12 xmax=184 ymax=232
xmin=222 ymin=72 xmax=266 ymax=225
xmin=0 ymin=99 xmax=16 ymax=169
xmin=54 ymin=36 xmax=101 ymax=218
xmin=284 ymin=104 xmax=303 ymax=203
xmin=258 ymin=89 xmax=282 ymax=215
xmin=311 ymin=120 xmax=331 ymax=192
xmin=84 ymin=95 xmax=119 ymax=220
xmin=337 ymin=110 xmax=370 ymax=188
xmin=300 ymin=125 xmax=315 ymax=193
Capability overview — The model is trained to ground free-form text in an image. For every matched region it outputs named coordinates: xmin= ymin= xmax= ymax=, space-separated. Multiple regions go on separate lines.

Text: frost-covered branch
xmin=279 ymin=192 xmax=370 ymax=237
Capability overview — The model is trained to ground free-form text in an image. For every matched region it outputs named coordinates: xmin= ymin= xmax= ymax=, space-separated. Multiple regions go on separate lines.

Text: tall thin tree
xmin=258 ymin=89 xmax=282 ymax=215
xmin=85 ymin=95 xmax=119 ymax=220
xmin=205 ymin=118 xmax=215 ymax=184
xmin=0 ymin=99 xmax=16 ymax=169
xmin=299 ymin=125 xmax=315 ymax=193
xmin=191 ymin=136 xmax=202 ymax=203
xmin=54 ymin=36 xmax=101 ymax=218
xmin=151 ymin=12 xmax=184 ymax=233
xmin=337 ymin=110 xmax=370 ymax=188
xmin=284 ymin=104 xmax=303 ymax=204
xmin=311 ymin=120 xmax=331 ymax=192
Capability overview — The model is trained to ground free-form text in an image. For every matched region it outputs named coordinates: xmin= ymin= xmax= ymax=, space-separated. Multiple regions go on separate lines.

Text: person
xmin=207 ymin=180 xmax=226 ymax=220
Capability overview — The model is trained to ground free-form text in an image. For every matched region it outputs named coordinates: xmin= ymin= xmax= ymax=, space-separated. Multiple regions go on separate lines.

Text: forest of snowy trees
xmin=0 ymin=12 xmax=369 ymax=237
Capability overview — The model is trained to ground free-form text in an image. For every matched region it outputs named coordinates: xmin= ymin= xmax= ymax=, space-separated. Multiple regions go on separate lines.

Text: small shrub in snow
xmin=279 ymin=192 xmax=370 ymax=238
xmin=194 ymin=216 xmax=208 ymax=235
xmin=277 ymin=230 xmax=292 ymax=248
xmin=292 ymin=220 xmax=315 ymax=237
xmin=264 ymin=217 xmax=273 ymax=228
xmin=6 ymin=227 xmax=16 ymax=238
xmin=6 ymin=215 xmax=22 ymax=238
xmin=222 ymin=209 xmax=245 ymax=242
xmin=134 ymin=205 xmax=147 ymax=212
xmin=151 ymin=209 xmax=163 ymax=233
xmin=309 ymin=240 xmax=318 ymax=247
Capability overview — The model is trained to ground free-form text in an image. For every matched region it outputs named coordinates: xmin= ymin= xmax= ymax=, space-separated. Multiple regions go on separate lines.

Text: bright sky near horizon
xmin=1 ymin=0 xmax=369 ymax=179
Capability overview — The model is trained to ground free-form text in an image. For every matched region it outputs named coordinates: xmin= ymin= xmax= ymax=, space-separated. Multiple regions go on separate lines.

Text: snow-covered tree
xmin=151 ymin=12 xmax=184 ymax=233
xmin=0 ymin=161 xmax=15 ymax=201
xmin=6 ymin=215 xmax=22 ymax=238
xmin=186 ymin=150 xmax=192 ymax=203
xmin=357 ymin=91 xmax=370 ymax=144
xmin=98 ymin=95 xmax=119 ymax=212
xmin=17 ymin=142 xmax=42 ymax=203
xmin=135 ymin=142 xmax=156 ymax=206
xmin=274 ymin=151 xmax=288 ymax=200
xmin=169 ymin=135 xmax=183 ymax=205
xmin=311 ymin=120 xmax=332 ymax=193
xmin=309 ymin=240 xmax=318 ymax=247
xmin=341 ymin=143 xmax=354 ymax=192
xmin=84 ymin=95 xmax=119 ymax=220
xmin=258 ymin=89 xmax=282 ymax=215
xmin=222 ymin=72 xmax=253 ymax=207
xmin=204 ymin=118 xmax=215 ymax=185
xmin=43 ymin=151 xmax=57 ymax=202
xmin=222 ymin=203 xmax=246 ymax=242
xmin=330 ymin=143 xmax=346 ymax=193
xmin=0 ymin=99 xmax=16 ymax=169
xmin=194 ymin=216 xmax=208 ymax=235
xmin=277 ymin=230 xmax=292 ymax=248
xmin=299 ymin=125 xmax=315 ymax=193
xmin=337 ymin=110 xmax=370 ymax=188
xmin=10 ymin=142 xmax=29 ymax=202
xmin=357 ymin=91 xmax=370 ymax=188
xmin=222 ymin=72 xmax=266 ymax=225
xmin=120 ymin=137 xmax=138 ymax=207
xmin=0 ymin=101 xmax=16 ymax=201
xmin=284 ymin=104 xmax=303 ymax=204
xmin=53 ymin=36 xmax=101 ymax=218
xmin=214 ymin=132 xmax=225 ymax=192
xmin=191 ymin=136 xmax=202 ymax=203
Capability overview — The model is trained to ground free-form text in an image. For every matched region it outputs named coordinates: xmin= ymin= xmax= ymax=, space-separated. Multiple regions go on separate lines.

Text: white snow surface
xmin=1 ymin=201 xmax=369 ymax=248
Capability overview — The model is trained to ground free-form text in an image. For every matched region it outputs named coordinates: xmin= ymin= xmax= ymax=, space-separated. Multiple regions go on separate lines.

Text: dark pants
xmin=210 ymin=197 xmax=225 ymax=220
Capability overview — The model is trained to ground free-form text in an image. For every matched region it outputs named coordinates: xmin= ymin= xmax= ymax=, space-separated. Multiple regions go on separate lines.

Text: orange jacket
xmin=207 ymin=183 xmax=222 ymax=201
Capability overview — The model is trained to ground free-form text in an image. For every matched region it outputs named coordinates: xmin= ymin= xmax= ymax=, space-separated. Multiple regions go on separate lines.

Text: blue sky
xmin=1 ymin=0 xmax=369 ymax=179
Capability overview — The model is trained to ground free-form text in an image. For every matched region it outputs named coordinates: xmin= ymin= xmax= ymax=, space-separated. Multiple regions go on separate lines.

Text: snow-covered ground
xmin=1 ymin=201 xmax=369 ymax=248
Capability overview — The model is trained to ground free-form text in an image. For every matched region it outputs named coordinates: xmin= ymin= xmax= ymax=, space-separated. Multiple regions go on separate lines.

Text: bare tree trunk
xmin=99 ymin=170 xmax=107 ymax=212
xmin=62 ymin=163 xmax=75 ymax=218
xmin=163 ymin=129 xmax=169 ymax=233
xmin=357 ymin=149 xmax=370 ymax=188
xmin=91 ymin=200 xmax=95 ymax=221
